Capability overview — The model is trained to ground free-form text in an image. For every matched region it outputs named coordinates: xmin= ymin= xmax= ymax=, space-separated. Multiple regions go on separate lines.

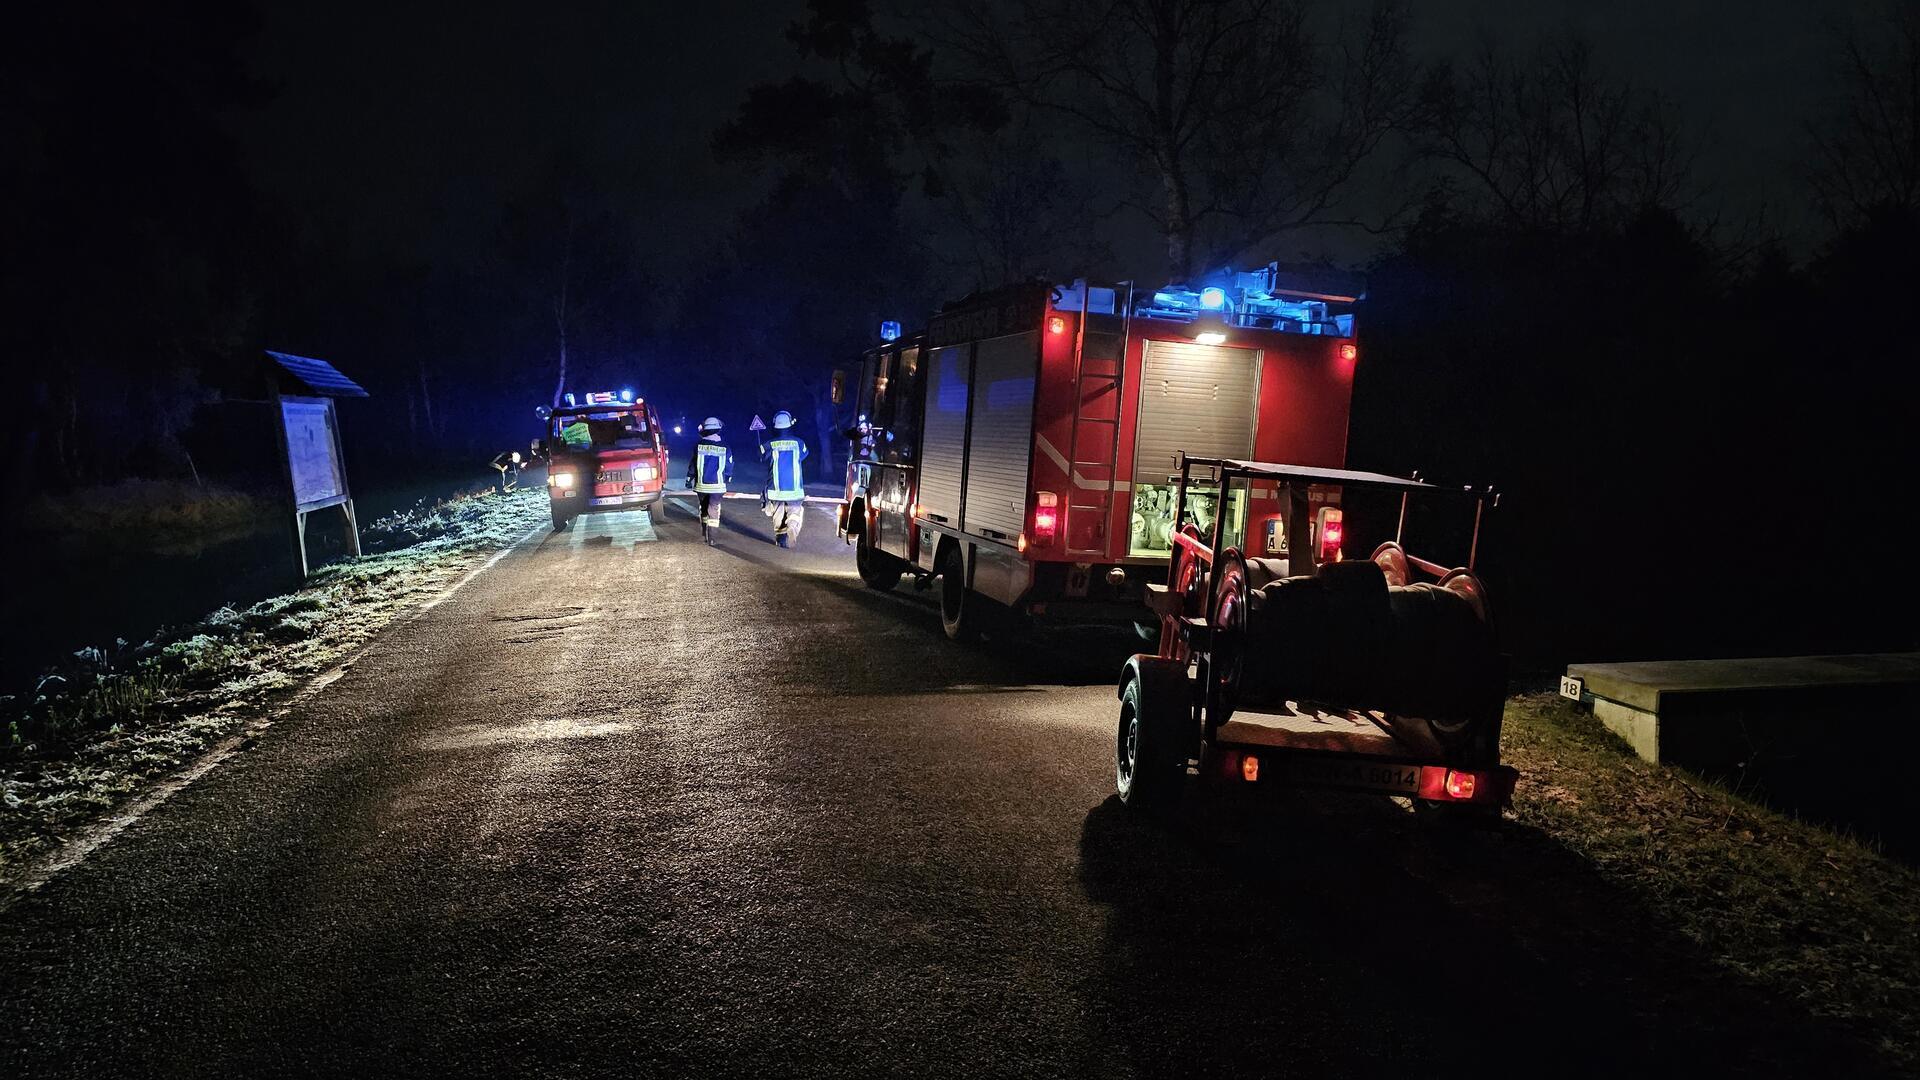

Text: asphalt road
xmin=0 ymin=492 xmax=1894 ymax=1078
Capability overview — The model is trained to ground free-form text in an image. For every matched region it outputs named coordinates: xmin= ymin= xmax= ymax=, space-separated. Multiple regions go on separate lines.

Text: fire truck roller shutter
xmin=1133 ymin=340 xmax=1261 ymax=486
xmin=960 ymin=330 xmax=1039 ymax=541
xmin=918 ymin=345 xmax=970 ymax=525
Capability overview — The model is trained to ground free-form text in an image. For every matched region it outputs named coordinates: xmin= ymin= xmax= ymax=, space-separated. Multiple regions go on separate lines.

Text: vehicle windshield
xmin=553 ymin=410 xmax=651 ymax=452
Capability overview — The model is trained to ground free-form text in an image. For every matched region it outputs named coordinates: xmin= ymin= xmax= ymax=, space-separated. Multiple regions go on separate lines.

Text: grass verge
xmin=0 ymin=488 xmax=547 ymax=876
xmin=22 ymin=479 xmax=271 ymax=554
xmin=1502 ymin=693 xmax=1920 ymax=1071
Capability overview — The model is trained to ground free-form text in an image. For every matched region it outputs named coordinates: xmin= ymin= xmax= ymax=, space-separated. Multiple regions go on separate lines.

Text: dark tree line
xmin=3 ymin=0 xmax=1913 ymax=664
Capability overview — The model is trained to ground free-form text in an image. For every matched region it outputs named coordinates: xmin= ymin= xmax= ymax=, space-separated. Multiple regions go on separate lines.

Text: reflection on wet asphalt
xmin=0 ymin=495 xmax=1895 ymax=1078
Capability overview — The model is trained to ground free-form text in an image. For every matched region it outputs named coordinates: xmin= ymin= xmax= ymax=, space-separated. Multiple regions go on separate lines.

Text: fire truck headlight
xmin=549 ymin=470 xmax=577 ymax=490
xmin=632 ymin=463 xmax=656 ymax=481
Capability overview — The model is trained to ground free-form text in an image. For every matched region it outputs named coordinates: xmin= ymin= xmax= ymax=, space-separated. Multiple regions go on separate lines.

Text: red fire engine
xmin=838 ymin=265 xmax=1363 ymax=640
xmin=537 ymin=390 xmax=668 ymax=532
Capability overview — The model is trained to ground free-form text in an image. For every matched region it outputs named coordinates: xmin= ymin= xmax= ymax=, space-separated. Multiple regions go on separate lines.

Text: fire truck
xmin=837 ymin=264 xmax=1363 ymax=640
xmin=536 ymin=389 xmax=668 ymax=532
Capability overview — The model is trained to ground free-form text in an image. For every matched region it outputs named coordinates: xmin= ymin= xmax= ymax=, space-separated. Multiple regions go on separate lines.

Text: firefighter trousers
xmin=768 ymin=499 xmax=805 ymax=545
xmin=696 ymin=492 xmax=723 ymax=528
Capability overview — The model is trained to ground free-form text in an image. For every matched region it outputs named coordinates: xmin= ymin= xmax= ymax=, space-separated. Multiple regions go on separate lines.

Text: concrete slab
xmin=1567 ymin=653 xmax=1920 ymax=763
xmin=1568 ymin=653 xmax=1920 ymax=714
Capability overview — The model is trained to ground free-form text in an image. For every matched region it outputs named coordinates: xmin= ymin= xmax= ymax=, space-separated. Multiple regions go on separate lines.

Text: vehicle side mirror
xmin=535 ymin=405 xmax=552 ymax=421
xmin=830 ymin=369 xmax=847 ymax=405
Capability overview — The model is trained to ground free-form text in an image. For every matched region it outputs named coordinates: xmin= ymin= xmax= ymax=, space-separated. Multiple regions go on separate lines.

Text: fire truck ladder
xmin=1063 ymin=281 xmax=1133 ymax=559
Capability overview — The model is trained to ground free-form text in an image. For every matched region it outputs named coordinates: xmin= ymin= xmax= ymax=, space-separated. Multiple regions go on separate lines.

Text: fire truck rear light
xmin=1241 ymin=754 xmax=1260 ymax=782
xmin=1048 ymin=316 xmax=1066 ymax=335
xmin=1032 ymin=491 xmax=1059 ymax=542
xmin=1317 ymin=508 xmax=1343 ymax=562
xmin=1339 ymin=343 xmax=1358 ymax=362
xmin=1017 ymin=533 xmax=1028 ymax=553
xmin=1445 ymin=770 xmax=1476 ymax=800
xmin=1195 ymin=331 xmax=1227 ymax=346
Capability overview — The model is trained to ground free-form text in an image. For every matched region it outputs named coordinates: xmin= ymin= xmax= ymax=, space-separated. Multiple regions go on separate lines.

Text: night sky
xmin=237 ymin=0 xmax=1873 ymax=287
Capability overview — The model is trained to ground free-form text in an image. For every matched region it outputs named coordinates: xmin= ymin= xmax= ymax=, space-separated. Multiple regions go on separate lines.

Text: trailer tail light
xmin=1418 ymin=766 xmax=1512 ymax=804
xmin=1317 ymin=508 xmax=1343 ymax=563
xmin=1032 ymin=491 xmax=1059 ymax=543
xmin=1339 ymin=342 xmax=1358 ymax=362
xmin=1241 ymin=754 xmax=1260 ymax=782
xmin=1048 ymin=316 xmax=1067 ymax=335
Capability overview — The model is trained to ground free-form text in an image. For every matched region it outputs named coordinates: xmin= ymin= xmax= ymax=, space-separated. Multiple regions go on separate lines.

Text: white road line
xmin=0 ymin=520 xmax=547 ymax=909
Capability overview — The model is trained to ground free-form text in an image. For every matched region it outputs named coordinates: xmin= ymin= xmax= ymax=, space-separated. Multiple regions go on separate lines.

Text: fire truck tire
xmin=856 ymin=530 xmax=903 ymax=592
xmin=550 ymin=508 xmax=571 ymax=532
xmin=938 ymin=545 xmax=981 ymax=642
xmin=1117 ymin=657 xmax=1189 ymax=810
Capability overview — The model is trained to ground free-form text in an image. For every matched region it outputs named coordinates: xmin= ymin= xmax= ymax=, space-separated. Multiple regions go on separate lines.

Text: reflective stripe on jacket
xmin=764 ymin=436 xmax=807 ymax=501
xmin=693 ymin=441 xmax=732 ymax=494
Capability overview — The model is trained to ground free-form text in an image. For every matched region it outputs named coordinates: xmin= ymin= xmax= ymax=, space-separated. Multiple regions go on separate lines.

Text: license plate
xmin=1286 ymin=757 xmax=1421 ymax=795
xmin=1559 ymin=675 xmax=1583 ymax=701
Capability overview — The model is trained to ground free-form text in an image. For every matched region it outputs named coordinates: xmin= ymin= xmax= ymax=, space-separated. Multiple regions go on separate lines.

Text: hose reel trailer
xmin=1117 ymin=455 xmax=1516 ymax=813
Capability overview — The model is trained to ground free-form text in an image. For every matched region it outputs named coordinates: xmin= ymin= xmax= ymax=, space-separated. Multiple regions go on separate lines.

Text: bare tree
xmin=1416 ymin=33 xmax=1694 ymax=235
xmin=1807 ymin=4 xmax=1920 ymax=225
xmin=938 ymin=0 xmax=1416 ymax=280
xmin=939 ymin=120 xmax=1112 ymax=285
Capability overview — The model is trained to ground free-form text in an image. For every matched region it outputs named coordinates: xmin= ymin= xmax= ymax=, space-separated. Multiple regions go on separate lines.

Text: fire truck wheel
xmin=550 ymin=508 xmax=571 ymax=532
xmin=938 ymin=545 xmax=980 ymax=642
xmin=1117 ymin=662 xmax=1187 ymax=809
xmin=856 ymin=530 xmax=902 ymax=592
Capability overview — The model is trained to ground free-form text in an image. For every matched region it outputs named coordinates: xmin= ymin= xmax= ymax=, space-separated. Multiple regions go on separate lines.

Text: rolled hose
xmin=1240 ymin=562 xmax=1501 ymax=741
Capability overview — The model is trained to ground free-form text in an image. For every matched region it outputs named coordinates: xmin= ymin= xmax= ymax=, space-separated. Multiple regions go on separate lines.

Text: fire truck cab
xmin=839 ymin=265 xmax=1361 ymax=640
xmin=538 ymin=390 xmax=668 ymax=532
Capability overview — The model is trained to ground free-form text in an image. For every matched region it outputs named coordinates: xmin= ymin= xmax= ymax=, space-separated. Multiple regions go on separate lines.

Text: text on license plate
xmin=1287 ymin=758 xmax=1421 ymax=794
xmin=596 ymin=470 xmax=629 ymax=483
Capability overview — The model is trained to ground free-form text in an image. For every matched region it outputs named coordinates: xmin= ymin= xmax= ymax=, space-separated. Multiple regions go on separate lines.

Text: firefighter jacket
xmin=762 ymin=434 xmax=809 ymax=501
xmin=691 ymin=437 xmax=733 ymax=494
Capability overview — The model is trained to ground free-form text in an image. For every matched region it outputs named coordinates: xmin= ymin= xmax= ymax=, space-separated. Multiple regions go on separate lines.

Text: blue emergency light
xmin=564 ymin=392 xmax=577 ymax=406
xmin=880 ymin=320 xmax=901 ymax=342
xmin=1199 ymin=287 xmax=1227 ymax=310
xmin=620 ymin=388 xmax=634 ymax=402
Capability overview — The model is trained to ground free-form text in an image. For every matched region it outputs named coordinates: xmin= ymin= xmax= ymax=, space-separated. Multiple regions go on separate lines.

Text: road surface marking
xmin=0 ymin=520 xmax=548 ymax=910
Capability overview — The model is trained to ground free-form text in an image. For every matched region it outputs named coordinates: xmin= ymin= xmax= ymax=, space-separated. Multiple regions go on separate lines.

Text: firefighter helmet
xmin=772 ymin=410 xmax=796 ymax=429
xmin=700 ymin=416 xmax=723 ymax=433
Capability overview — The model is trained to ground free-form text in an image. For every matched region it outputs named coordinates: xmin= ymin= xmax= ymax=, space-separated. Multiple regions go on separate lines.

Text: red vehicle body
xmin=541 ymin=391 xmax=668 ymax=532
xmin=839 ymin=266 xmax=1362 ymax=639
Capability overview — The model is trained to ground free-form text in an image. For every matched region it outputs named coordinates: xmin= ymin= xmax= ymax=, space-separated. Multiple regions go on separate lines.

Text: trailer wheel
xmin=856 ymin=529 xmax=903 ymax=592
xmin=1117 ymin=659 xmax=1188 ymax=810
xmin=938 ymin=544 xmax=980 ymax=641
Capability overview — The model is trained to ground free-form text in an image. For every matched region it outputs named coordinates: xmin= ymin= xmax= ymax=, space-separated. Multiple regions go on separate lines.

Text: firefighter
xmin=760 ymin=410 xmax=809 ymax=547
xmin=688 ymin=416 xmax=732 ymax=544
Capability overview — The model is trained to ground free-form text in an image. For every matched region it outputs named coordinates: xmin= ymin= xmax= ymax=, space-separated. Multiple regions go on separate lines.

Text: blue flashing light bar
xmin=880 ymin=320 xmax=902 ymax=341
xmin=580 ymin=390 xmax=642 ymax=406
